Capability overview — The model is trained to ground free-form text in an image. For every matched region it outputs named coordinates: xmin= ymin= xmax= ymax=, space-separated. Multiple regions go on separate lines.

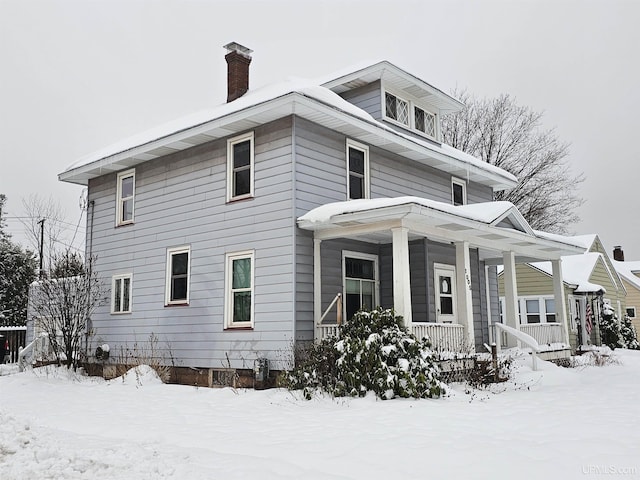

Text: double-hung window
xmin=346 ymin=139 xmax=369 ymax=200
xmin=116 ymin=169 xmax=135 ymax=225
xmin=227 ymin=132 xmax=254 ymax=201
xmin=343 ymin=251 xmax=378 ymax=321
xmin=225 ymin=250 xmax=254 ymax=328
xmin=165 ymin=246 xmax=190 ymax=305
xmin=452 ymin=178 xmax=467 ymax=206
xmin=112 ymin=273 xmax=132 ymax=313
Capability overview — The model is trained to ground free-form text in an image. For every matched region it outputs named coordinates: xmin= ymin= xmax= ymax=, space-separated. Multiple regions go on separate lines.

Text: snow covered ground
xmin=1 ymin=350 xmax=639 ymax=480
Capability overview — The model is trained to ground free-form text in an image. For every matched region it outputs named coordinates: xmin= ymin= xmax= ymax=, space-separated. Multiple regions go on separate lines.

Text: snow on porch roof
xmin=528 ymin=252 xmax=608 ymax=293
xmin=59 ymin=67 xmax=516 ymax=190
xmin=297 ymin=197 xmax=585 ymax=261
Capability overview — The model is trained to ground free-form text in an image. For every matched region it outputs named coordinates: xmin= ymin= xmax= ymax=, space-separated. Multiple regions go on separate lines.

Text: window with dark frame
xmin=344 ymin=256 xmax=376 ymax=321
xmin=385 ymin=92 xmax=409 ymax=126
xmin=452 ymin=180 xmax=466 ymax=206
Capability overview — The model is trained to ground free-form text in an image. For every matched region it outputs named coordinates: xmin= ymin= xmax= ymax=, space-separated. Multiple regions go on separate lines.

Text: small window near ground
xmin=227 ymin=132 xmax=254 ymax=202
xmin=385 ymin=92 xmax=410 ymax=126
xmin=225 ymin=250 xmax=254 ymax=328
xmin=452 ymin=178 xmax=467 ymax=206
xmin=116 ymin=169 xmax=135 ymax=226
xmin=346 ymin=139 xmax=369 ymax=200
xmin=627 ymin=307 xmax=636 ymax=318
xmin=166 ymin=246 xmax=190 ymax=305
xmin=112 ymin=273 xmax=132 ymax=313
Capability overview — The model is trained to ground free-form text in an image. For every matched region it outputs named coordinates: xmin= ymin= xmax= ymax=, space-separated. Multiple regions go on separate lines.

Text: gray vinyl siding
xmin=293 ymin=116 xmax=495 ymax=345
xmin=87 ymin=117 xmax=295 ymax=370
xmin=339 ymin=81 xmax=382 ymax=120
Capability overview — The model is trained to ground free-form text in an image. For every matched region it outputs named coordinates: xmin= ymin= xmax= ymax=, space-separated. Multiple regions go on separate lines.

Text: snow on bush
xmin=591 ymin=299 xmax=639 ymax=350
xmin=112 ymin=365 xmax=164 ymax=387
xmin=281 ymin=308 xmax=443 ymax=400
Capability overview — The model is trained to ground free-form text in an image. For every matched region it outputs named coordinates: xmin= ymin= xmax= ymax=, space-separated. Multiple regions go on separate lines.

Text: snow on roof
xmin=532 ymin=231 xmax=593 ymax=251
xmin=61 ymin=63 xmax=516 ymax=188
xmin=612 ymin=260 xmax=640 ymax=291
xmin=65 ymin=77 xmax=374 ymax=172
xmin=297 ymin=196 xmax=517 ymax=225
xmin=530 ymin=252 xmax=606 ymax=293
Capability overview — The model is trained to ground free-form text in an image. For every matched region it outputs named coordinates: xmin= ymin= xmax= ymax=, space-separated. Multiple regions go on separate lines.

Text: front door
xmin=434 ymin=264 xmax=456 ymax=323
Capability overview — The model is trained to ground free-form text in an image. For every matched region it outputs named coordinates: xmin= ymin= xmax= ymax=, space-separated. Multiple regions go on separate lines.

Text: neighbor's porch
xmin=298 ymin=198 xmax=585 ymax=355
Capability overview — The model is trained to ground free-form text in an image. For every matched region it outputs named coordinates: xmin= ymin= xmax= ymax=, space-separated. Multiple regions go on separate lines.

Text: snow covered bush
xmin=620 ymin=315 xmax=640 ymax=350
xmin=599 ymin=302 xmax=625 ymax=350
xmin=280 ymin=308 xmax=443 ymax=400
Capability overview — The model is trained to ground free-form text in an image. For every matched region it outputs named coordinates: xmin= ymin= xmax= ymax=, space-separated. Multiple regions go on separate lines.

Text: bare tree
xmin=20 ymin=194 xmax=69 ymax=273
xmin=28 ymin=251 xmax=107 ymax=369
xmin=441 ymin=89 xmax=584 ymax=233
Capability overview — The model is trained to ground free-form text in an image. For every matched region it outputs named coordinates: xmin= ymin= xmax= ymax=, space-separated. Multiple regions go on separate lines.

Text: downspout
xmin=290 ymin=115 xmax=297 ymax=360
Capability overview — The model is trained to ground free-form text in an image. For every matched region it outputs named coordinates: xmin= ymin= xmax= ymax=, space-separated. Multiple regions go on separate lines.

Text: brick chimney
xmin=224 ymin=42 xmax=253 ymax=103
xmin=613 ymin=245 xmax=625 ymax=261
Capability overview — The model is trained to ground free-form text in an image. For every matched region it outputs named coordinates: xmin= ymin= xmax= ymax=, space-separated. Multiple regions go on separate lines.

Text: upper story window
xmin=415 ymin=107 xmax=436 ymax=138
xmin=225 ymin=250 xmax=254 ymax=328
xmin=111 ymin=273 xmax=132 ymax=314
xmin=116 ymin=169 xmax=135 ymax=226
xmin=346 ymin=139 xmax=370 ymax=200
xmin=452 ymin=178 xmax=467 ymax=206
xmin=384 ymin=90 xmax=438 ymax=140
xmin=385 ymin=92 xmax=410 ymax=126
xmin=227 ymin=131 xmax=254 ymax=202
xmin=165 ymin=246 xmax=190 ymax=305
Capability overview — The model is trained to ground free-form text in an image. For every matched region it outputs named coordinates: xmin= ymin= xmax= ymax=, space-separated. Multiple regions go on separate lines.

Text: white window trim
xmin=382 ymin=87 xmax=440 ymax=141
xmin=346 ymin=139 xmax=370 ymax=200
xmin=627 ymin=306 xmax=636 ymax=318
xmin=111 ymin=273 xmax=132 ymax=314
xmin=342 ymin=250 xmax=379 ymax=319
xmin=500 ymin=295 xmax=558 ymax=324
xmin=116 ymin=169 xmax=135 ymax=226
xmin=226 ymin=131 xmax=255 ymax=202
xmin=451 ymin=177 xmax=467 ymax=206
xmin=225 ymin=250 xmax=255 ymax=329
xmin=165 ymin=246 xmax=191 ymax=305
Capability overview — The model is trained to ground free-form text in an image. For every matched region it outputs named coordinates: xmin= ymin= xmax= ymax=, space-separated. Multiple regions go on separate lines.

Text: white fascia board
xmin=59 ymin=90 xmax=516 ymax=189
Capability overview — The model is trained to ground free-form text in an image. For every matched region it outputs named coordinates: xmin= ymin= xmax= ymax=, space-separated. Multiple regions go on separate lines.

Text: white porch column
xmin=551 ymin=259 xmax=570 ymax=346
xmin=502 ymin=250 xmax=519 ymax=347
xmin=391 ymin=227 xmax=412 ymax=328
xmin=313 ymin=238 xmax=322 ymax=341
xmin=455 ymin=241 xmax=475 ymax=349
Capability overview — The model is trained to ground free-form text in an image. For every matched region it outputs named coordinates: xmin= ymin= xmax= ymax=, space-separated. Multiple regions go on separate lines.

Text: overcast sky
xmin=1 ymin=0 xmax=638 ymax=259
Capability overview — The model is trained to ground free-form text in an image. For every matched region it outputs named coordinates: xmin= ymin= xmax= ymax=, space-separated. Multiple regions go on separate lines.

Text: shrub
xmin=620 ymin=315 xmax=640 ymax=350
xmin=280 ymin=308 xmax=443 ymax=400
xmin=599 ymin=302 xmax=625 ymax=350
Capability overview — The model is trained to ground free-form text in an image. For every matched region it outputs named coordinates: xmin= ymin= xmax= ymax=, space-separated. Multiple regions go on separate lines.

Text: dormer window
xmin=415 ymin=107 xmax=436 ymax=138
xmin=385 ymin=92 xmax=409 ymax=126
xmin=384 ymin=89 xmax=438 ymax=140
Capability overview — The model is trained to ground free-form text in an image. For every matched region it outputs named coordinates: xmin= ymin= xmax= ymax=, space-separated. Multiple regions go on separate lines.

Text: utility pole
xmin=38 ymin=218 xmax=45 ymax=278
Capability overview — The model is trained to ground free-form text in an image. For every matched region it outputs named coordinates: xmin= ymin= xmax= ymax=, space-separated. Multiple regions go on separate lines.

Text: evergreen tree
xmin=599 ymin=301 xmax=624 ymax=350
xmin=0 ymin=237 xmax=38 ymax=326
xmin=620 ymin=315 xmax=640 ymax=350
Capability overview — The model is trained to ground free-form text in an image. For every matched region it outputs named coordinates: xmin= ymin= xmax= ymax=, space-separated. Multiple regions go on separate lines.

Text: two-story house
xmin=58 ymin=43 xmax=583 ymax=384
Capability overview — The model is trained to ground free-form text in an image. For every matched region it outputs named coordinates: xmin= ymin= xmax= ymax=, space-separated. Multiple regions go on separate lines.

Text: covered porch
xmin=298 ymin=197 xmax=584 ymax=354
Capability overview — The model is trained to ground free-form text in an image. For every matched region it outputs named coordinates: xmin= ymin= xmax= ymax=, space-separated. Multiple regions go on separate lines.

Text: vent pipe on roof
xmin=613 ymin=245 xmax=625 ymax=262
xmin=224 ymin=42 xmax=253 ymax=103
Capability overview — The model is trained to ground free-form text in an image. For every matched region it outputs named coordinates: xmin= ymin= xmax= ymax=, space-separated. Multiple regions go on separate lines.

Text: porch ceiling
xmin=297 ymin=198 xmax=585 ymax=262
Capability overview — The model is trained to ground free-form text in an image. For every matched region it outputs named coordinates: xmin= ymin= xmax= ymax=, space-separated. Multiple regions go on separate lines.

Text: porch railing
xmin=520 ymin=323 xmax=565 ymax=346
xmin=318 ymin=321 xmax=466 ymax=353
xmin=411 ymin=323 xmax=466 ymax=352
